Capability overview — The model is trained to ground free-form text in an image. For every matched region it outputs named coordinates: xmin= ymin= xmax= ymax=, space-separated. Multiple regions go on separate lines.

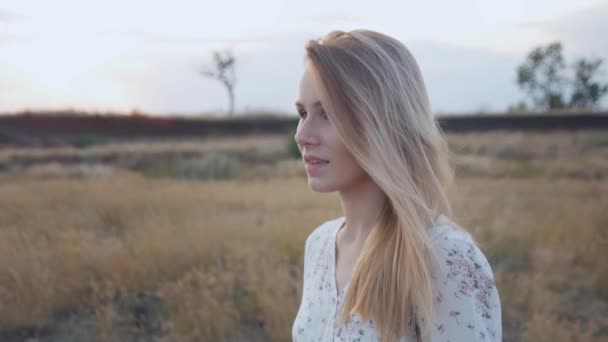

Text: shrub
xmin=286 ymin=128 xmax=300 ymax=159
xmin=169 ymin=153 xmax=241 ymax=181
xmin=70 ymin=133 xmax=104 ymax=149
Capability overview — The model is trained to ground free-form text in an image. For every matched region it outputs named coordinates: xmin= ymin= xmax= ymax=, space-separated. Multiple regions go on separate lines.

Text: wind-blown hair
xmin=304 ymin=29 xmax=459 ymax=341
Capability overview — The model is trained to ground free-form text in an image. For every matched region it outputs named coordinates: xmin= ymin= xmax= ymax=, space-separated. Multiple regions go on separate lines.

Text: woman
xmin=291 ymin=29 xmax=501 ymax=342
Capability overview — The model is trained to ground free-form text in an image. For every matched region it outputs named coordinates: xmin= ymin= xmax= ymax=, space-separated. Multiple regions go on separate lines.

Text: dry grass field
xmin=0 ymin=130 xmax=607 ymax=341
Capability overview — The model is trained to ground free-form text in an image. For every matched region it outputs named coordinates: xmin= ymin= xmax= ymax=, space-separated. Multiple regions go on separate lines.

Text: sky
xmin=0 ymin=0 xmax=607 ymax=116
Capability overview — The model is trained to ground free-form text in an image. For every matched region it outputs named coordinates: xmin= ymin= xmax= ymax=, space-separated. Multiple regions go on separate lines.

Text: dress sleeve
xmin=429 ymin=235 xmax=502 ymax=341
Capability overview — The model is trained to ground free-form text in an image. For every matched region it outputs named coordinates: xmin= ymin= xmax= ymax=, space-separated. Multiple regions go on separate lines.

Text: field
xmin=1 ymin=130 xmax=607 ymax=341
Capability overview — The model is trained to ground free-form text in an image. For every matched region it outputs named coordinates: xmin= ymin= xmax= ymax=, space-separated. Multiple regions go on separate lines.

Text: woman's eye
xmin=297 ymin=110 xmax=328 ymax=120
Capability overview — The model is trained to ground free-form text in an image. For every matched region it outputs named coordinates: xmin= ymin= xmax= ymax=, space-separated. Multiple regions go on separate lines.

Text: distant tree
xmin=516 ymin=42 xmax=568 ymax=111
xmin=569 ymin=58 xmax=608 ymax=109
xmin=514 ymin=41 xmax=608 ymax=112
xmin=199 ymin=49 xmax=237 ymax=117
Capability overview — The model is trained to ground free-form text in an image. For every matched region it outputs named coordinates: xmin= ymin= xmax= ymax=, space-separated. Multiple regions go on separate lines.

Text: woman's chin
xmin=307 ymin=177 xmax=335 ymax=193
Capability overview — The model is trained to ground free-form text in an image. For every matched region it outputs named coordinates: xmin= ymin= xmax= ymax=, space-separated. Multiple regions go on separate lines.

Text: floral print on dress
xmin=292 ymin=216 xmax=502 ymax=342
xmin=443 ymin=239 xmax=497 ymax=319
xmin=429 ymin=234 xmax=501 ymax=341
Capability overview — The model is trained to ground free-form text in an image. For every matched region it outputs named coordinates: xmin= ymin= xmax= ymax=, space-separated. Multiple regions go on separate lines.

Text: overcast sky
xmin=1 ymin=0 xmax=607 ymax=116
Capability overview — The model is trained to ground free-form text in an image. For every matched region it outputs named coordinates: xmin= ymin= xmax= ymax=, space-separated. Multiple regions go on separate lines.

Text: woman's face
xmin=294 ymin=62 xmax=368 ymax=193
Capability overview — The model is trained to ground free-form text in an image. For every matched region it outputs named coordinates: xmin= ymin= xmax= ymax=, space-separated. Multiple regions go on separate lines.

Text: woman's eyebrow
xmin=295 ymin=101 xmax=322 ymax=108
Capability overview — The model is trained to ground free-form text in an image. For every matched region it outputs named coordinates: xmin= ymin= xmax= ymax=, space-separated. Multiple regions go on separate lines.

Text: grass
xmin=0 ymin=130 xmax=607 ymax=341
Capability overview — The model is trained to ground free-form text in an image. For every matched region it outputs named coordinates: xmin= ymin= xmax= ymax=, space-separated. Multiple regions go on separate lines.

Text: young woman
xmin=291 ymin=29 xmax=502 ymax=342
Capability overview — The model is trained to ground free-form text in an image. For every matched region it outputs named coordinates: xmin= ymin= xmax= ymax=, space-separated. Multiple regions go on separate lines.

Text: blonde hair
xmin=304 ymin=29 xmax=457 ymax=341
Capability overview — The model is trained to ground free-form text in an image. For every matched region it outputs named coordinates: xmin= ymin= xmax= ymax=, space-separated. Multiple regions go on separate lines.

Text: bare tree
xmin=199 ymin=49 xmax=237 ymax=116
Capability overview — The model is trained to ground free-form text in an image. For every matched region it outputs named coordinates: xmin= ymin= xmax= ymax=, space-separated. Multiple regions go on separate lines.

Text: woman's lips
xmin=304 ymin=160 xmax=329 ymax=175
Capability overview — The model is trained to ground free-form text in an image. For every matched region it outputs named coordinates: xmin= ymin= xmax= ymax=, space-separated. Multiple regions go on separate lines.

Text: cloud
xmin=0 ymin=10 xmax=23 ymax=22
xmin=0 ymin=27 xmax=572 ymax=114
xmin=123 ymin=31 xmax=318 ymax=60
xmin=298 ymin=13 xmax=364 ymax=27
xmin=0 ymin=33 xmax=16 ymax=46
xmin=0 ymin=10 xmax=22 ymax=45
xmin=408 ymin=41 xmax=522 ymax=113
xmin=127 ymin=32 xmax=239 ymax=46
xmin=520 ymin=2 xmax=608 ymax=58
xmin=127 ymin=31 xmax=316 ymax=47
xmin=97 ymin=32 xmax=314 ymax=115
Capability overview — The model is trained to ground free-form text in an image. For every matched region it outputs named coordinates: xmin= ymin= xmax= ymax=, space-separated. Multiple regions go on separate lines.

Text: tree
xmin=516 ymin=42 xmax=567 ymax=111
xmin=514 ymin=41 xmax=608 ymax=112
xmin=199 ymin=49 xmax=237 ymax=116
xmin=569 ymin=58 xmax=608 ymax=110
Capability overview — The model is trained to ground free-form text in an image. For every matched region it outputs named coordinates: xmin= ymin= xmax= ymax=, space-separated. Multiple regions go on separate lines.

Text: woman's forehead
xmin=297 ymin=66 xmax=325 ymax=102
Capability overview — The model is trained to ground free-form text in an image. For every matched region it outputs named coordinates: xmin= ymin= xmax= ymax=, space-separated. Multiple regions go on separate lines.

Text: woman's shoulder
xmin=427 ymin=220 xmax=495 ymax=286
xmin=428 ymin=221 xmax=491 ymax=273
xmin=426 ymin=220 xmax=502 ymax=341
xmin=304 ymin=216 xmax=343 ymax=252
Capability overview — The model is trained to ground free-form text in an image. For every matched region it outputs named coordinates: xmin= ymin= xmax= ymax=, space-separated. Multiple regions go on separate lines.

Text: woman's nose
xmin=294 ymin=122 xmax=320 ymax=148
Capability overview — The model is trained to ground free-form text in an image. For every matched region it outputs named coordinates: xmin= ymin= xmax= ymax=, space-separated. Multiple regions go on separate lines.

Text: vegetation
xmin=69 ymin=133 xmax=105 ymax=149
xmin=199 ymin=49 xmax=238 ymax=117
xmin=286 ymin=128 xmax=301 ymax=160
xmin=513 ymin=41 xmax=608 ymax=112
xmin=0 ymin=130 xmax=607 ymax=341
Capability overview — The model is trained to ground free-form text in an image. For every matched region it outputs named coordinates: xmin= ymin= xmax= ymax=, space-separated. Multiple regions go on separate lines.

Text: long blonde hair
xmin=304 ymin=29 xmax=456 ymax=342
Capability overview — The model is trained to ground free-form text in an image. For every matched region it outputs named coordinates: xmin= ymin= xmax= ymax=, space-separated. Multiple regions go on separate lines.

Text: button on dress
xmin=292 ymin=216 xmax=502 ymax=341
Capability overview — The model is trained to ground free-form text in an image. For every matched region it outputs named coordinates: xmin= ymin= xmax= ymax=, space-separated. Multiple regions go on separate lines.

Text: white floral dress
xmin=292 ymin=216 xmax=502 ymax=341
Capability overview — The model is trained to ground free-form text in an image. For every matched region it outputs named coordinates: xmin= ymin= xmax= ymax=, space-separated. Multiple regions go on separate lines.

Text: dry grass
xmin=0 ymin=130 xmax=607 ymax=341
xmin=0 ymin=134 xmax=287 ymax=161
xmin=0 ymin=175 xmax=339 ymax=341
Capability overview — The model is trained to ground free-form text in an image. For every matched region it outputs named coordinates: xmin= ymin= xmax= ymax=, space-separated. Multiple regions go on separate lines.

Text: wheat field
xmin=1 ymin=130 xmax=607 ymax=341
